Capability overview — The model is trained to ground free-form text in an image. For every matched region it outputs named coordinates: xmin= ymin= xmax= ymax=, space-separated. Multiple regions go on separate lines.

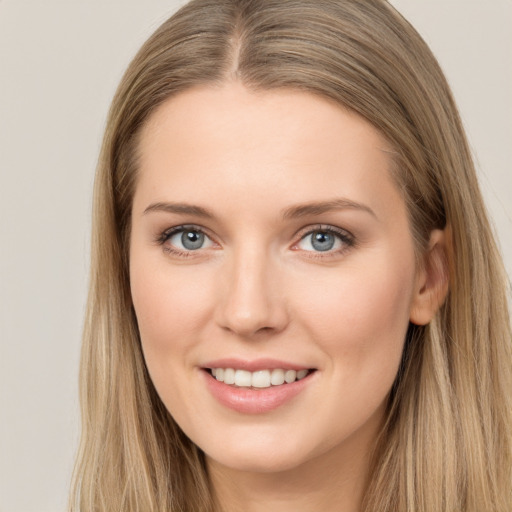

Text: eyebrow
xmin=143 ymin=202 xmax=215 ymax=218
xmin=281 ymin=198 xmax=376 ymax=219
xmin=143 ymin=198 xmax=376 ymax=220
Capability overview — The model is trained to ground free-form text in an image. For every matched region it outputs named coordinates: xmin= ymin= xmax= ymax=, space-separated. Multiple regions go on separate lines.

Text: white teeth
xmin=284 ymin=370 xmax=297 ymax=383
xmin=297 ymin=369 xmax=308 ymax=380
xmin=270 ymin=368 xmax=285 ymax=385
xmin=211 ymin=367 xmax=311 ymax=388
xmin=252 ymin=370 xmax=271 ymax=388
xmin=234 ymin=369 xmax=252 ymax=387
xmin=223 ymin=367 xmax=235 ymax=385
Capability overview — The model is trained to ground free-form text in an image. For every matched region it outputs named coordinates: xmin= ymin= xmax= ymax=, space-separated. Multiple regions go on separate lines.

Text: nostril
xmin=214 ymin=278 xmax=290 ymax=338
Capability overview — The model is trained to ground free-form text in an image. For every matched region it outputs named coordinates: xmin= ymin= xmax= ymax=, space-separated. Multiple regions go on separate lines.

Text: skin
xmin=129 ymin=82 xmax=447 ymax=511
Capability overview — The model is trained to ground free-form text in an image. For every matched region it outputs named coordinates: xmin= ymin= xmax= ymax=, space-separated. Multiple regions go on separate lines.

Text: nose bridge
xmin=215 ymin=241 xmax=288 ymax=337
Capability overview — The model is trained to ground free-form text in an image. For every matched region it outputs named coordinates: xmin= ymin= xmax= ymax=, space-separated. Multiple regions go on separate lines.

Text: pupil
xmin=182 ymin=230 xmax=204 ymax=250
xmin=311 ymin=231 xmax=335 ymax=251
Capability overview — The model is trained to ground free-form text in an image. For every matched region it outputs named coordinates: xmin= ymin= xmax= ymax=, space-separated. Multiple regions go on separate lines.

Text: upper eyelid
xmin=158 ymin=223 xmax=354 ymax=249
xmin=161 ymin=224 xmax=215 ymax=241
xmin=158 ymin=225 xmax=218 ymax=256
xmin=160 ymin=223 xmax=352 ymax=237
xmin=293 ymin=224 xmax=354 ymax=241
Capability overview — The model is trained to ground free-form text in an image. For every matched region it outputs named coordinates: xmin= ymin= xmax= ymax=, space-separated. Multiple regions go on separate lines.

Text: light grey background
xmin=0 ymin=1 xmax=510 ymax=511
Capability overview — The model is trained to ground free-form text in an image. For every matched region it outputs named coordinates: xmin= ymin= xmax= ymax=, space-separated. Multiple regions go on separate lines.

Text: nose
xmin=214 ymin=247 xmax=289 ymax=338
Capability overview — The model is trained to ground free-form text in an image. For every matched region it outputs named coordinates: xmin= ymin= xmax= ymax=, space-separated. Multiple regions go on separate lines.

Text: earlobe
xmin=409 ymin=228 xmax=450 ymax=326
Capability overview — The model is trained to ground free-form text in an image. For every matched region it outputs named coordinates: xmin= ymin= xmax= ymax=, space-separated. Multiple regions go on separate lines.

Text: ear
xmin=409 ymin=228 xmax=450 ymax=326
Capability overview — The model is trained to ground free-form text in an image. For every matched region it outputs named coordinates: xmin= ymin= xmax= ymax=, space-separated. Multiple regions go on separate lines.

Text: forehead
xmin=140 ymin=81 xmax=392 ymax=161
xmin=134 ymin=82 xmax=402 ymax=221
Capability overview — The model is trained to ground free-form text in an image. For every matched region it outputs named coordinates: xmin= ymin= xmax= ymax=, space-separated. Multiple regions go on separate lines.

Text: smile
xmin=210 ymin=368 xmax=312 ymax=388
xmin=202 ymin=363 xmax=317 ymax=414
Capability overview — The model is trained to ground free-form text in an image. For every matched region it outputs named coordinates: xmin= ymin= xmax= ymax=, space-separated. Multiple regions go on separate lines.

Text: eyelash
xmin=156 ymin=224 xmax=356 ymax=259
xmin=293 ymin=225 xmax=355 ymax=259
xmin=156 ymin=224 xmax=214 ymax=258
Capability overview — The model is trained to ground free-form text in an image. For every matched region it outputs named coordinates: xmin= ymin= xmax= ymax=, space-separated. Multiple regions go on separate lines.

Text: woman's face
xmin=130 ymin=82 xmax=426 ymax=475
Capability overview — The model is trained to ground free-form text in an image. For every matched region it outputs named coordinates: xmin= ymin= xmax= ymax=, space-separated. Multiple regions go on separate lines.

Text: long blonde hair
xmin=70 ymin=1 xmax=512 ymax=510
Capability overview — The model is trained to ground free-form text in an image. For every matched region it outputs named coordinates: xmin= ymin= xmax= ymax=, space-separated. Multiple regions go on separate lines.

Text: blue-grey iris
xmin=311 ymin=231 xmax=335 ymax=251
xmin=182 ymin=230 xmax=204 ymax=250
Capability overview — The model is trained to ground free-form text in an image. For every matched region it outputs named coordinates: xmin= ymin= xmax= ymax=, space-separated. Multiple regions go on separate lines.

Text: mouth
xmin=205 ymin=367 xmax=316 ymax=388
xmin=201 ymin=359 xmax=318 ymax=413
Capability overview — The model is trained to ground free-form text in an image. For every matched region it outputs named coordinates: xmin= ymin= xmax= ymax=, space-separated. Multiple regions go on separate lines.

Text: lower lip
xmin=202 ymin=370 xmax=315 ymax=414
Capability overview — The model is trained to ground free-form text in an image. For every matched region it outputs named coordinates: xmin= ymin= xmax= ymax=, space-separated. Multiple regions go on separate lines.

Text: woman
xmin=70 ymin=0 xmax=512 ymax=510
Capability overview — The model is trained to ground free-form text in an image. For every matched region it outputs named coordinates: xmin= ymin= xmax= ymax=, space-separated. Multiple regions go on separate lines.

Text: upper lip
xmin=202 ymin=358 xmax=315 ymax=372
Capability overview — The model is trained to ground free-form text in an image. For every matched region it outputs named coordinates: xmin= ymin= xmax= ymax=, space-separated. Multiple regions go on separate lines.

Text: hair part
xmin=71 ymin=1 xmax=512 ymax=511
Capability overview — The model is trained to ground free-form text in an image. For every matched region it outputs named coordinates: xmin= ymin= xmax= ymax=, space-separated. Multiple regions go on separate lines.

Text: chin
xmin=206 ymin=447 xmax=309 ymax=474
xmin=200 ymin=428 xmax=327 ymax=475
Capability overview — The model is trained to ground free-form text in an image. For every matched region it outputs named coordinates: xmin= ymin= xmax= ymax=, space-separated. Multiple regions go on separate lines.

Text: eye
xmin=160 ymin=226 xmax=215 ymax=254
xmin=295 ymin=227 xmax=354 ymax=254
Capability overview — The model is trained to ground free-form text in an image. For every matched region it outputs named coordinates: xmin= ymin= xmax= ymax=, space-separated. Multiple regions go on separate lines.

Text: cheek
xmin=131 ymin=256 xmax=210 ymax=337
xmin=292 ymin=252 xmax=415 ymax=370
xmin=288 ymin=254 xmax=415 ymax=443
xmin=129 ymin=249 xmax=217 ymax=392
xmin=129 ymin=258 xmax=218 ymax=424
